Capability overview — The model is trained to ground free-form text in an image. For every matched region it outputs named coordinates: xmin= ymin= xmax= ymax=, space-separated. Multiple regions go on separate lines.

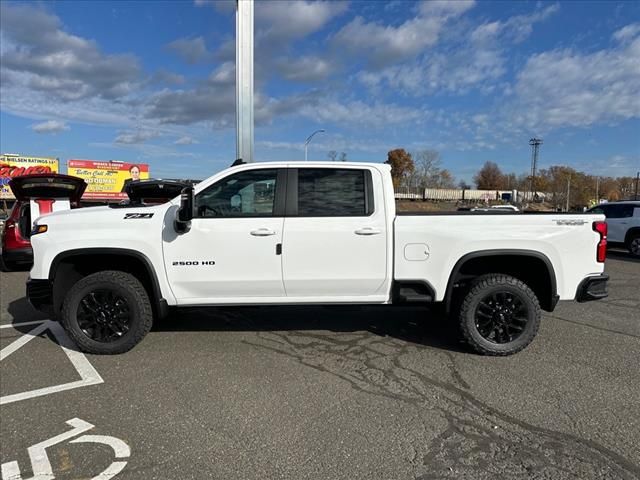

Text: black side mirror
xmin=175 ymin=186 xmax=194 ymax=233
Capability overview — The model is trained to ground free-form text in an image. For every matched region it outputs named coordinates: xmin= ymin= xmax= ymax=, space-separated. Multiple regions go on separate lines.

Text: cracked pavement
xmin=1 ymin=251 xmax=639 ymax=479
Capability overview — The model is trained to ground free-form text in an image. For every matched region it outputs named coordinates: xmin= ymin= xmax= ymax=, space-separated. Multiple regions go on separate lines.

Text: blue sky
xmin=1 ymin=0 xmax=639 ymax=182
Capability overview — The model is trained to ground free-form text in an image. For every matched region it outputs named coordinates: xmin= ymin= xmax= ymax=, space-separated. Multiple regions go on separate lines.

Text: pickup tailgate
xmin=394 ymin=213 xmax=606 ymax=301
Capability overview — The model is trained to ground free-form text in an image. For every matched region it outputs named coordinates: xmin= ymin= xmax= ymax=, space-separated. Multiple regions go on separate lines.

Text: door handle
xmin=355 ymin=227 xmax=382 ymax=235
xmin=250 ymin=228 xmax=276 ymax=236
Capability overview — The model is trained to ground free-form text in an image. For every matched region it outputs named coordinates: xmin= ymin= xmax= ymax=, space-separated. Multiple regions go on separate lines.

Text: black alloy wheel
xmin=61 ymin=270 xmax=153 ymax=354
xmin=457 ymin=274 xmax=541 ymax=356
xmin=474 ymin=292 xmax=528 ymax=344
xmin=77 ymin=289 xmax=131 ymax=343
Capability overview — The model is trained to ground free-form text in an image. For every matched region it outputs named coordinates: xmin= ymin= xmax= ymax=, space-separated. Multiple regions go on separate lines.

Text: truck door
xmin=282 ymin=167 xmax=388 ymax=298
xmin=163 ymin=168 xmax=286 ymax=302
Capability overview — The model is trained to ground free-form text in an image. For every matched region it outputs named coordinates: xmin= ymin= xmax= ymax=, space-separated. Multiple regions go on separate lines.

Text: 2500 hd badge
xmin=172 ymin=261 xmax=216 ymax=266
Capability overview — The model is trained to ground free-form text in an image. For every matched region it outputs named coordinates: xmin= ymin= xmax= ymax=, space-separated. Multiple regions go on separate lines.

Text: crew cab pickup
xmin=27 ymin=162 xmax=609 ymax=356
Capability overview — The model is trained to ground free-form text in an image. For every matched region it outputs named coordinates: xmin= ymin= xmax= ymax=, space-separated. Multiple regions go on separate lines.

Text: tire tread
xmin=61 ymin=270 xmax=153 ymax=354
xmin=458 ymin=274 xmax=541 ymax=356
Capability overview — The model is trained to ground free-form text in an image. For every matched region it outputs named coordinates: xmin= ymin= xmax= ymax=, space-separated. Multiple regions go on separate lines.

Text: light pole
xmin=236 ymin=0 xmax=254 ymax=162
xmin=304 ymin=129 xmax=325 ymax=161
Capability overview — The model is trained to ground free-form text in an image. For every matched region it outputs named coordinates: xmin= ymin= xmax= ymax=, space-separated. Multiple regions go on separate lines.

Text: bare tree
xmin=339 ymin=152 xmax=347 ymax=162
xmin=432 ymin=169 xmax=456 ymax=188
xmin=327 ymin=150 xmax=337 ymax=162
xmin=410 ymin=149 xmax=456 ymax=188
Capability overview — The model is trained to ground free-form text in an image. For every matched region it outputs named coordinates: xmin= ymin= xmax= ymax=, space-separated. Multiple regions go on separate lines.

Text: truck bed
xmin=394 ymin=213 xmax=604 ymax=302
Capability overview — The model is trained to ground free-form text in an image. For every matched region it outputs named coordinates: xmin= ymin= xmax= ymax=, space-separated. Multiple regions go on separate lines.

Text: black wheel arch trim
xmin=49 ymin=248 xmax=169 ymax=319
xmin=444 ymin=249 xmax=558 ymax=313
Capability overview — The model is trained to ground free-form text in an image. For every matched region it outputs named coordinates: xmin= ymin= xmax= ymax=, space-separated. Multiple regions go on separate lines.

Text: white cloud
xmin=208 ymin=62 xmax=235 ymax=85
xmin=114 ymin=130 xmax=160 ymax=145
xmin=257 ymin=1 xmax=348 ymax=42
xmin=358 ymin=47 xmax=505 ymax=96
xmin=507 ymin=27 xmax=640 ymax=130
xmin=152 ymin=70 xmax=185 ymax=85
xmin=166 ymin=36 xmax=210 ymax=64
xmin=613 ymin=23 xmax=640 ymax=43
xmin=0 ymin=3 xmax=140 ymax=101
xmin=302 ymin=99 xmax=423 ymax=128
xmin=174 ymin=136 xmax=198 ymax=145
xmin=144 ymin=85 xmax=236 ymax=127
xmin=31 ymin=119 xmax=69 ymax=133
xmin=417 ymin=0 xmax=476 ymax=18
xmin=496 ymin=3 xmax=559 ymax=44
xmin=357 ymin=3 xmax=558 ymax=95
xmin=333 ymin=0 xmax=474 ymax=68
xmin=276 ymin=56 xmax=334 ymax=82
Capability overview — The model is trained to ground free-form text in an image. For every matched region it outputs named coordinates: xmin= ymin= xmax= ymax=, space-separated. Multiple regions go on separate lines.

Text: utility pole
xmin=236 ymin=0 xmax=254 ymax=163
xmin=528 ymin=138 xmax=543 ymax=201
xmin=566 ymin=175 xmax=571 ymax=212
xmin=635 ymin=171 xmax=639 ymax=200
xmin=595 ymin=176 xmax=599 ymax=202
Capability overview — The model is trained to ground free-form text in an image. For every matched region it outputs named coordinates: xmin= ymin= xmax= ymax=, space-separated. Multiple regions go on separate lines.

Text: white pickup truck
xmin=27 ymin=161 xmax=609 ymax=356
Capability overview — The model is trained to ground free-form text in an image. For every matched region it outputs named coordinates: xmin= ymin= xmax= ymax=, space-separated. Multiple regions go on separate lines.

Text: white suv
xmin=587 ymin=201 xmax=640 ymax=257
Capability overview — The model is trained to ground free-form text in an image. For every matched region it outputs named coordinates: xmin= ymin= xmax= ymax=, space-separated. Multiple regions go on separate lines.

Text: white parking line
xmin=0 ymin=320 xmax=103 ymax=406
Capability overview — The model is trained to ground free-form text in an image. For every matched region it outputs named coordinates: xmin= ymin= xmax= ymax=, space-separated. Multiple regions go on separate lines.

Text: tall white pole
xmin=236 ymin=0 xmax=254 ymax=163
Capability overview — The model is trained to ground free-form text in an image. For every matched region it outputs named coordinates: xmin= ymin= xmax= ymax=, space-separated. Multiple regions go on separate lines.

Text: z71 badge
xmin=124 ymin=213 xmax=154 ymax=219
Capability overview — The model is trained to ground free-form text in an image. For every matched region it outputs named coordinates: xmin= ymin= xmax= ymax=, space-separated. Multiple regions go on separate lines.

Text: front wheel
xmin=457 ymin=274 xmax=541 ymax=356
xmin=61 ymin=270 xmax=153 ymax=354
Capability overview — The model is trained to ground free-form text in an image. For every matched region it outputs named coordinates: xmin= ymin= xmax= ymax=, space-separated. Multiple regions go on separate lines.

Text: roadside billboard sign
xmin=1 ymin=154 xmax=60 ymax=200
xmin=67 ymin=160 xmax=150 ymax=200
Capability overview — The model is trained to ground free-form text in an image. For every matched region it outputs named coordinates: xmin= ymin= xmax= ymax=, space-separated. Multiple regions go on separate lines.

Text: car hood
xmin=37 ymin=202 xmax=172 ymax=226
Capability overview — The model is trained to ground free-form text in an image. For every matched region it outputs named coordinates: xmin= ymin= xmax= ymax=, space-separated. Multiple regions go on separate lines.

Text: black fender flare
xmin=444 ymin=249 xmax=558 ymax=313
xmin=49 ymin=248 xmax=169 ymax=318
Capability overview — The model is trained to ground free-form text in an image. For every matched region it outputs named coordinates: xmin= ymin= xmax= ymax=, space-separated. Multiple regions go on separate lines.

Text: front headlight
xmin=31 ymin=224 xmax=48 ymax=235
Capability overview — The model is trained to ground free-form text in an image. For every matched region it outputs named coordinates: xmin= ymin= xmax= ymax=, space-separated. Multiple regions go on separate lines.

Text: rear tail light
xmin=593 ymin=221 xmax=607 ymax=263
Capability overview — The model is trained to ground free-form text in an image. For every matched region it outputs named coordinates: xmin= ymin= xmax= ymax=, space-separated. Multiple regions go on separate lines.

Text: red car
xmin=1 ymin=174 xmax=86 ymax=271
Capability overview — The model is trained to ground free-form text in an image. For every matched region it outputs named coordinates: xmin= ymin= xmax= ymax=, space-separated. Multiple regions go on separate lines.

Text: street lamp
xmin=304 ymin=129 xmax=325 ymax=161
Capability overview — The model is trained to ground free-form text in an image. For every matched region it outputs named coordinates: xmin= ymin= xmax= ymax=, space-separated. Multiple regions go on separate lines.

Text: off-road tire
xmin=61 ymin=270 xmax=153 ymax=354
xmin=627 ymin=234 xmax=640 ymax=258
xmin=458 ymin=274 xmax=541 ymax=356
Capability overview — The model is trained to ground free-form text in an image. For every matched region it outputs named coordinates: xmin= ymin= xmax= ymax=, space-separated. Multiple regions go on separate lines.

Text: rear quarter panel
xmin=394 ymin=213 xmax=606 ymax=301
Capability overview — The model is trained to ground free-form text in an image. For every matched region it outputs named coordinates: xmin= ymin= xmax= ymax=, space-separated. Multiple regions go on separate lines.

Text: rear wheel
xmin=627 ymin=234 xmax=640 ymax=258
xmin=457 ymin=274 xmax=540 ymax=356
xmin=61 ymin=270 xmax=153 ymax=354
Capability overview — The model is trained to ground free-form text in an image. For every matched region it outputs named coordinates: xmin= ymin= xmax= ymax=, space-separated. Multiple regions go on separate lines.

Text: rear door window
xmin=296 ymin=169 xmax=372 ymax=217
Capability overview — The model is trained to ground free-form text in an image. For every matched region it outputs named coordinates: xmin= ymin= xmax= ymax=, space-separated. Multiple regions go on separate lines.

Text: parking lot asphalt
xmin=1 ymin=251 xmax=639 ymax=480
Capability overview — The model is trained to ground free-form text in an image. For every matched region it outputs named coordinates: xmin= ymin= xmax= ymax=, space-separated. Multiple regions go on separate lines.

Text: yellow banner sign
xmin=67 ymin=160 xmax=150 ymax=199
